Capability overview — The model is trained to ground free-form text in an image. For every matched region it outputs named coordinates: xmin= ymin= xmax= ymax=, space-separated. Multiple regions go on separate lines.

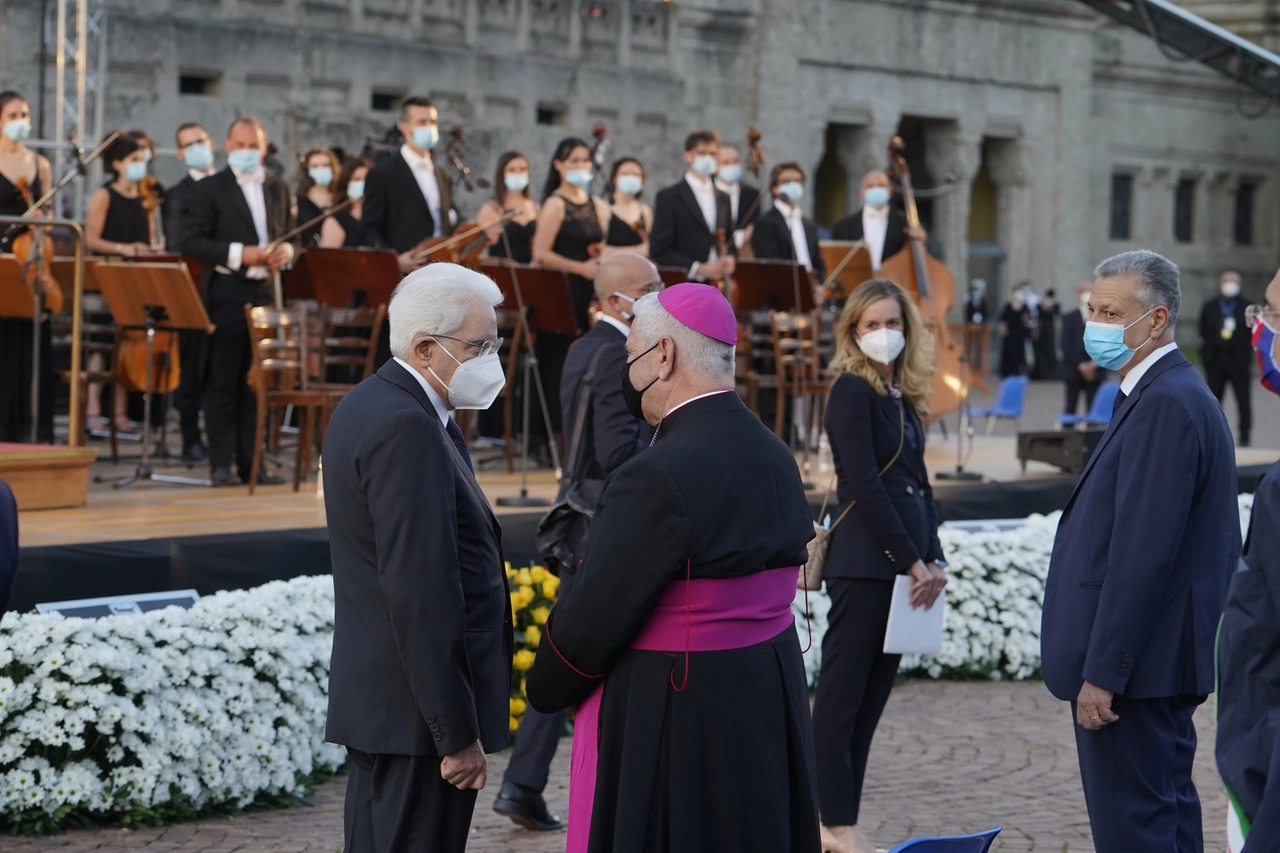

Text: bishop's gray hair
xmin=388 ymin=263 xmax=503 ymax=359
xmin=1095 ymin=249 xmax=1181 ymax=328
xmin=629 ymin=292 xmax=734 ymax=381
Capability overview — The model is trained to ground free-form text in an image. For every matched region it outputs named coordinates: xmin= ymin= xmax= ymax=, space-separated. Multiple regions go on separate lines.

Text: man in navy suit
xmin=1041 ymin=250 xmax=1241 ymax=853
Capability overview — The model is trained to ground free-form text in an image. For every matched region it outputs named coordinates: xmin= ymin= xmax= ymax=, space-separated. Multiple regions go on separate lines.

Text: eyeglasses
xmin=1245 ymin=304 xmax=1280 ymax=328
xmin=432 ymin=334 xmax=504 ymax=357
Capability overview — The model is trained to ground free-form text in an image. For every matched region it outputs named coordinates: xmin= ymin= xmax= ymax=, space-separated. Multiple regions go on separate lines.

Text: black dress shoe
xmin=182 ymin=441 xmax=208 ymax=463
xmin=250 ymin=472 xmax=287 ymax=487
xmin=210 ymin=467 xmax=236 ymax=486
xmin=492 ymin=783 xmax=564 ymax=831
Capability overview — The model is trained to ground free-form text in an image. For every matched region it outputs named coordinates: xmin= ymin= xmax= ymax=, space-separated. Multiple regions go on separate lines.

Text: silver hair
xmin=1094 ymin=249 xmax=1181 ymax=328
xmin=629 ymin=292 xmax=734 ymax=381
xmin=388 ymin=263 xmax=504 ymax=359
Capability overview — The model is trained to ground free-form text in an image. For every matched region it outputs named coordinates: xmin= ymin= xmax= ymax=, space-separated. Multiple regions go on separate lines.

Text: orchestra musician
xmin=649 ymin=129 xmax=735 ymax=283
xmin=750 ymin=161 xmax=826 ymax=283
xmin=181 ymin=116 xmax=297 ymax=487
xmin=296 ymin=146 xmax=340 ymax=248
xmin=716 ymin=142 xmax=761 ymax=246
xmin=603 ymin=157 xmax=652 ymax=256
xmin=320 ymin=156 xmax=373 ymax=248
xmin=478 ymin=151 xmax=538 ymax=264
xmin=829 ymin=170 xmax=924 ymax=272
xmin=0 ymin=89 xmax=55 ymax=444
xmin=163 ymin=122 xmax=216 ymax=254
xmin=362 ymin=96 xmax=457 ymax=272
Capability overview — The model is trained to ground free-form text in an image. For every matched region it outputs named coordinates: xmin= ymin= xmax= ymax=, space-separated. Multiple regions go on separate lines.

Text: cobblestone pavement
xmin=8 ymin=680 xmax=1229 ymax=853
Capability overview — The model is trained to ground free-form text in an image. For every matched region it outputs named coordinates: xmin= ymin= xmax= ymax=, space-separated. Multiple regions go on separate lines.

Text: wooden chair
xmin=244 ymin=304 xmax=332 ymax=494
xmin=52 ymin=310 xmax=122 ymax=462
xmin=736 ymin=309 xmax=778 ymax=416
xmin=314 ymin=303 xmax=387 ymax=391
xmin=770 ymin=311 xmax=831 ymax=443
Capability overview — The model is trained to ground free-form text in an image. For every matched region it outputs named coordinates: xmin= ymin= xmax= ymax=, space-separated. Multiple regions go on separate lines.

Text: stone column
xmin=568 ymin=0 xmax=583 ymax=60
xmin=1143 ymin=166 xmax=1174 ymax=251
xmin=618 ymin=0 xmax=632 ymax=69
xmin=986 ymin=139 xmax=1032 ymax=290
xmin=923 ymin=126 xmax=983 ymax=314
xmin=836 ymin=123 xmax=896 ymax=216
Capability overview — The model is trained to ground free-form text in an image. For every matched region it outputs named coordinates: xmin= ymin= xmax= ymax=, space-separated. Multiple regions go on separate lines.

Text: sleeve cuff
xmin=281 ymin=243 xmax=295 ymax=265
xmin=689 ymin=262 xmax=701 ymax=280
xmin=733 ymin=230 xmax=745 ymax=249
xmin=227 ymin=242 xmax=244 ymax=271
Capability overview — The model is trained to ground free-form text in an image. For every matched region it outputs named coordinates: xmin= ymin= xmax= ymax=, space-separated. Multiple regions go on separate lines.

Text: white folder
xmin=882 ymin=574 xmax=946 ymax=655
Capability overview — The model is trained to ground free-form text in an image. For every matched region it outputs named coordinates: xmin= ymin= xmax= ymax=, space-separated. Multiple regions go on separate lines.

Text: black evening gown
xmin=0 ymin=170 xmax=54 ymax=443
xmin=297 ymin=193 xmax=324 ymax=248
xmin=487 ymin=216 xmax=536 ymax=265
xmin=605 ymin=212 xmax=645 ymax=249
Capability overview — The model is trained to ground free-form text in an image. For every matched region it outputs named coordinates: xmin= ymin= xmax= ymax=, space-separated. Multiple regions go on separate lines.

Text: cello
xmin=876 ymin=136 xmax=964 ymax=419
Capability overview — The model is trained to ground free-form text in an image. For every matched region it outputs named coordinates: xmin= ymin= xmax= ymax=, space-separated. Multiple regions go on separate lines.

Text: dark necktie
xmin=445 ymin=418 xmax=473 ymax=474
xmin=1112 ymin=390 xmax=1127 ymax=419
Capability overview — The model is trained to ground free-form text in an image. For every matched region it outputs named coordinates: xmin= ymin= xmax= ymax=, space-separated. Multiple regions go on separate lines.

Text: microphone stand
xmin=789 ymin=257 xmax=816 ymax=490
xmin=935 ymin=348 xmax=983 ymax=481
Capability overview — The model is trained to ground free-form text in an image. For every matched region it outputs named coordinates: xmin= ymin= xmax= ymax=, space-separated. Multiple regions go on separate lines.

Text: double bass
xmin=877 ymin=136 xmax=964 ymax=419
xmin=115 ymin=176 xmax=182 ymax=394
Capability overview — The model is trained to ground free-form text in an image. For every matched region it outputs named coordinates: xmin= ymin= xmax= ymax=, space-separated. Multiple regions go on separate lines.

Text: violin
xmin=11 ymin=175 xmax=63 ymax=315
xmin=139 ymin=175 xmax=164 ymax=252
xmin=877 ymin=136 xmax=964 ymax=419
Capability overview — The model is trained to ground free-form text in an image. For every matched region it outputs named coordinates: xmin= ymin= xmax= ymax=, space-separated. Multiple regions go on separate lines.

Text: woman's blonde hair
xmin=829 ymin=278 xmax=935 ymax=417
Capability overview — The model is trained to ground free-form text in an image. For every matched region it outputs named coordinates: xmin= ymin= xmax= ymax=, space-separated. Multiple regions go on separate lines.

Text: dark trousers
xmin=343 ymin=747 xmax=477 ymax=853
xmin=1072 ymin=694 xmax=1205 ymax=853
xmin=203 ymin=304 xmax=256 ymax=475
xmin=1206 ymin=360 xmax=1252 ymax=443
xmin=811 ymin=577 xmax=900 ymax=825
xmin=1064 ymin=374 xmax=1101 ymax=416
xmin=173 ymin=328 xmax=209 ymax=449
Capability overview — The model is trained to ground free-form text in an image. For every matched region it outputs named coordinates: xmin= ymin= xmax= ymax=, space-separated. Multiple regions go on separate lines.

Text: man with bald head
xmin=492 ymin=252 xmax=660 ymax=831
xmin=830 ymin=169 xmax=925 ymax=271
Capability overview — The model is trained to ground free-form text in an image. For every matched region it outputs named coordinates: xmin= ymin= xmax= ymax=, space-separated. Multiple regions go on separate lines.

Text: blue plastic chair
xmin=1057 ymin=381 xmax=1121 ymax=429
xmin=969 ymin=376 xmax=1028 ymax=434
xmin=886 ymin=825 xmax=1002 ymax=853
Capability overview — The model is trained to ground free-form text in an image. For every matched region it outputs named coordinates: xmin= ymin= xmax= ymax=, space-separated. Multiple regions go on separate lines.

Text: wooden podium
xmin=732 ymin=258 xmax=815 ymax=314
xmin=478 ymin=261 xmax=578 ymax=336
xmin=287 ymin=247 xmax=401 ymax=307
xmin=818 ymin=240 xmax=874 ymax=300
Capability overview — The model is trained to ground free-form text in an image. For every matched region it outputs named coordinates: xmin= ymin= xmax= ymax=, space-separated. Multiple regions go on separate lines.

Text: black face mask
xmin=621 ymin=343 xmax=660 ymax=421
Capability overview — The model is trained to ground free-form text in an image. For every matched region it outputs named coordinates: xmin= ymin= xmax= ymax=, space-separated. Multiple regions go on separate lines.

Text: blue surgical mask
xmin=777 ymin=181 xmax=804 ymax=204
xmin=182 ymin=142 xmax=213 ymax=171
xmin=691 ymin=154 xmax=718 ymax=177
xmin=309 ymin=166 xmax=333 ymax=187
xmin=412 ymin=125 xmax=439 ymax=151
xmin=1082 ymin=309 xmax=1154 ymax=371
xmin=2 ymin=119 xmax=31 ymax=142
xmin=566 ymin=168 xmax=593 ymax=188
xmin=125 ymin=161 xmax=148 ymax=183
xmin=227 ymin=148 xmax=262 ymax=174
xmin=615 ymin=175 xmax=643 ymax=197
xmin=718 ymin=164 xmax=743 ymax=185
xmin=864 ymin=186 xmax=891 ymax=209
xmin=504 ymin=172 xmax=530 ymax=192
xmin=346 ymin=180 xmax=365 ymax=200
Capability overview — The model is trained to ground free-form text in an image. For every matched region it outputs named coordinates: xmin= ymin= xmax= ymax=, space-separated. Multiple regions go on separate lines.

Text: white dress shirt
xmin=862 ymin=204 xmax=890 ymax=271
xmin=684 ymin=172 xmax=719 ymax=279
xmin=188 ymin=167 xmax=213 ymax=183
xmin=401 ymin=143 xmax=444 ymax=239
xmin=1120 ymin=342 xmax=1179 ymax=395
xmin=715 ymin=177 xmax=747 ymax=250
xmin=393 ymin=356 xmax=452 ymax=425
xmin=598 ymin=314 xmax=630 ymax=339
xmin=773 ymin=199 xmax=813 ymax=272
xmin=227 ymin=166 xmax=272 ymax=280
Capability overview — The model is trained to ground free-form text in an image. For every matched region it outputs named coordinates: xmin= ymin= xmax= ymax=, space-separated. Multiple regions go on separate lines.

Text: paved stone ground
xmin=8 ymin=680 xmax=1229 ymax=853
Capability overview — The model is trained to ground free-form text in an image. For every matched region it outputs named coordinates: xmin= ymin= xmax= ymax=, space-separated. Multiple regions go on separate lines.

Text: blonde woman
xmin=813 ymin=279 xmax=948 ymax=853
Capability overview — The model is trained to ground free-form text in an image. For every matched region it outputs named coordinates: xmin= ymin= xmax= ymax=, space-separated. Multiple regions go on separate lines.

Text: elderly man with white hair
xmin=323 ymin=263 xmax=513 ymax=853
xmin=527 ymin=283 xmax=819 ymax=853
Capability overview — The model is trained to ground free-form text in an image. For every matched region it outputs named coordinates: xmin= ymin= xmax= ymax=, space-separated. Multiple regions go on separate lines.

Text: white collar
xmin=714 ymin=178 xmax=739 ymax=194
xmin=233 ymin=166 xmax=265 ymax=185
xmin=685 ymin=171 xmax=713 ymax=192
xmin=1120 ymin=342 xmax=1179 ymax=395
xmin=598 ymin=314 xmax=630 ymax=339
xmin=393 ymin=356 xmax=452 ymax=425
xmin=774 ymin=199 xmax=801 ymax=220
xmin=188 ymin=167 xmax=213 ymax=182
xmin=401 ymin=143 xmax=434 ymax=170
xmin=862 ymin=203 xmax=890 ymax=221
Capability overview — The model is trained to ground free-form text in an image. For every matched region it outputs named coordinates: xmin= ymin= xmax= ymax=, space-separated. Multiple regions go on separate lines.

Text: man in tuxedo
xmin=750 ymin=161 xmax=826 ymax=284
xmin=1041 ymin=250 xmax=1240 ymax=853
xmin=181 ymin=117 xmax=296 ymax=486
xmin=649 ymin=129 xmax=736 ymax=283
xmin=1199 ymin=270 xmax=1254 ymax=446
xmin=325 ymin=263 xmax=512 ymax=853
xmin=830 ymin=170 xmax=924 ymax=271
xmin=716 ymin=143 xmax=761 ymax=249
xmin=493 ymin=252 xmax=659 ymax=831
xmin=0 ymin=477 xmax=16 ymax=618
xmin=363 ymin=96 xmax=456 ymax=273
xmin=1061 ymin=281 xmax=1102 ymax=415
xmin=164 ymin=121 xmax=216 ymax=464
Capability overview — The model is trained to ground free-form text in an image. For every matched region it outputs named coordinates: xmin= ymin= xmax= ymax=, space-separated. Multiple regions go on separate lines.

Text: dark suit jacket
xmin=1061 ymin=309 xmax=1090 ymax=375
xmin=560 ymin=321 xmax=650 ymax=480
xmin=180 ymin=167 xmax=297 ymax=314
xmin=750 ymin=206 xmax=827 ymax=282
xmin=324 ymin=360 xmax=513 ymax=756
xmin=1199 ymin=296 xmax=1254 ymax=369
xmin=0 ymin=478 xmax=16 ymax=618
xmin=649 ymin=177 xmax=733 ymax=274
xmin=731 ymin=183 xmax=761 ymax=231
xmin=163 ymin=175 xmax=197 ymax=255
xmin=830 ymin=207 xmax=908 ymax=262
xmin=362 ymin=151 xmax=456 ymax=253
xmin=823 ymin=373 xmax=942 ymax=581
xmin=1041 ymin=350 xmax=1240 ymax=701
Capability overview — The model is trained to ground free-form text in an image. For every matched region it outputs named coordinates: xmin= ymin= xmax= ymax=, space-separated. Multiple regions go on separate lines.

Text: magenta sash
xmin=565 ymin=566 xmax=799 ymax=853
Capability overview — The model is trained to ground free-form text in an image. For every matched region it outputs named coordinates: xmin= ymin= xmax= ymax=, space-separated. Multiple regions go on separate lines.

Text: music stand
xmin=479 ymin=259 xmax=573 ymax=507
xmin=0 ymin=254 xmax=44 ymax=443
xmin=301 ymin=247 xmax=401 ymax=308
xmin=92 ymin=261 xmax=214 ymax=488
xmin=818 ymin=240 xmax=874 ymax=300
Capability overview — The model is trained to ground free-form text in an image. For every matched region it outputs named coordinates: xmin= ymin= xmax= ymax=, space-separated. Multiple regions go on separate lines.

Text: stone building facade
xmin=0 ymin=0 xmax=1277 ymax=334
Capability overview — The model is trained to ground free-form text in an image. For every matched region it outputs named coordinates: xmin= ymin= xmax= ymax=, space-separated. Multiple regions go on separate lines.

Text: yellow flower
xmin=516 ymin=568 xmax=534 ymax=587
xmin=530 ymin=566 xmax=549 ymax=583
xmin=520 ymin=678 xmax=527 ymax=695
xmin=513 ymin=649 xmax=536 ymax=671
xmin=509 ymin=715 xmax=520 ymax=732
xmin=518 ymin=586 xmax=536 ymax=606
xmin=510 ymin=592 xmax=524 ymax=613
xmin=505 ymin=566 xmax=517 ymax=579
xmin=542 ymin=573 xmax=561 ymax=592
xmin=509 ymin=697 xmax=527 ymax=716
xmin=541 ymin=580 xmax=558 ymax=600
xmin=524 ymin=625 xmax=541 ymax=648
xmin=530 ymin=606 xmax=550 ymax=626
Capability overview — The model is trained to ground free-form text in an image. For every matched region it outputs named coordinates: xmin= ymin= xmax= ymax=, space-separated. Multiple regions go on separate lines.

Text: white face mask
xmin=428 ymin=340 xmax=506 ymax=410
xmin=857 ymin=328 xmax=906 ymax=366
xmin=1222 ymin=281 xmax=1241 ymax=299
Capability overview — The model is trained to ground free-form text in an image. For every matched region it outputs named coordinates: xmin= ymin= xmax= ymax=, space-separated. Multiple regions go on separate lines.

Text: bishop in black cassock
xmin=527 ymin=283 xmax=820 ymax=853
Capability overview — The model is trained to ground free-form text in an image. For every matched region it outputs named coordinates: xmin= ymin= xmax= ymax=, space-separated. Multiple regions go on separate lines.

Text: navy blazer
xmin=823 ymin=373 xmax=943 ymax=581
xmin=323 ymin=360 xmax=513 ymax=757
xmin=0 ymin=478 xmax=16 ymax=617
xmin=1041 ymin=350 xmax=1240 ymax=701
